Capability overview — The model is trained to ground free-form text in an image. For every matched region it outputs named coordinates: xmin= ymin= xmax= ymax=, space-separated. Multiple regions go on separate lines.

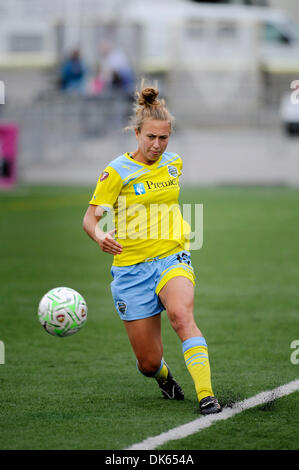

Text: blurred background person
xmin=58 ymin=49 xmax=87 ymax=94
xmin=99 ymin=41 xmax=135 ymax=99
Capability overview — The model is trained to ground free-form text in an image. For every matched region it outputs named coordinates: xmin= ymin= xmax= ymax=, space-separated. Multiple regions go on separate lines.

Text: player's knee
xmin=168 ymin=307 xmax=188 ymax=332
xmin=168 ymin=306 xmax=197 ymax=338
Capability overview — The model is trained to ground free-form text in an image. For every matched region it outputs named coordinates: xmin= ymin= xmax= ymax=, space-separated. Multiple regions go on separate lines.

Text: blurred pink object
xmin=0 ymin=123 xmax=19 ymax=189
xmin=90 ymin=77 xmax=105 ymax=95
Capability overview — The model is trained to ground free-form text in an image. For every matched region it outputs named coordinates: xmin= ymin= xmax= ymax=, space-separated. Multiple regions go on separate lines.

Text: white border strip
xmin=126 ymin=379 xmax=299 ymax=450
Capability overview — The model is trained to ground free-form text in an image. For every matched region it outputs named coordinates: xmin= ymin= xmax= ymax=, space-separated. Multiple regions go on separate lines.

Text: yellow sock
xmin=137 ymin=359 xmax=168 ymax=380
xmin=183 ymin=337 xmax=214 ymax=402
xmin=155 ymin=360 xmax=169 ymax=381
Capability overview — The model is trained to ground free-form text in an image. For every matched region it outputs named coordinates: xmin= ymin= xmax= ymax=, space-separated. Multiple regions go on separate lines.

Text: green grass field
xmin=0 ymin=185 xmax=298 ymax=450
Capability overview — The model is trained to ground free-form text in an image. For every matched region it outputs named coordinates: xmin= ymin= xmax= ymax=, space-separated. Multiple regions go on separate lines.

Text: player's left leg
xmin=158 ymin=276 xmax=221 ymax=414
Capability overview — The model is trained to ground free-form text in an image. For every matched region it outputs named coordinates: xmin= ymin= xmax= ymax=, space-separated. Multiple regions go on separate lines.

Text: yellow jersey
xmin=89 ymin=152 xmax=190 ymax=266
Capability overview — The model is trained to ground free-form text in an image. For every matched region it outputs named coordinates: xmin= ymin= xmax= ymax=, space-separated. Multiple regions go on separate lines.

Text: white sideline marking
xmin=126 ymin=379 xmax=299 ymax=450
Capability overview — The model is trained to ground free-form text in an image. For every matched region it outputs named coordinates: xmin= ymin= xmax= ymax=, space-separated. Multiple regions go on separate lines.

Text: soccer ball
xmin=38 ymin=287 xmax=87 ymax=337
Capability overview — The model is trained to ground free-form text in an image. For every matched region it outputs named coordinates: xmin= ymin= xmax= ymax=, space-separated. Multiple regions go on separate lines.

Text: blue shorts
xmin=110 ymin=250 xmax=195 ymax=321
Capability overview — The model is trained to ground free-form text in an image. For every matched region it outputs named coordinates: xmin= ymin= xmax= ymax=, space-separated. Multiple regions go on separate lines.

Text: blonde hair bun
xmin=125 ymin=79 xmax=174 ymax=132
xmin=138 ymin=87 xmax=160 ymax=107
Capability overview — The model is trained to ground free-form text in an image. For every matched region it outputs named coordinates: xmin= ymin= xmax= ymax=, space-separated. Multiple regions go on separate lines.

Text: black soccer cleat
xmin=156 ymin=364 xmax=184 ymax=400
xmin=199 ymin=396 xmax=222 ymax=415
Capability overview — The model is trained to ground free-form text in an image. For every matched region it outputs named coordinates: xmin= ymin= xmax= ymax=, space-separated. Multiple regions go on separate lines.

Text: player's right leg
xmin=123 ymin=315 xmax=184 ymax=400
xmin=110 ymin=261 xmax=183 ymax=400
xmin=123 ymin=314 xmax=163 ymax=376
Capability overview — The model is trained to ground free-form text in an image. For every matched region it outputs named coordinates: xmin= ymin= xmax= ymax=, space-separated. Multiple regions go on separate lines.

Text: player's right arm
xmin=83 ymin=204 xmax=123 ymax=256
xmin=84 ymin=164 xmax=124 ymax=255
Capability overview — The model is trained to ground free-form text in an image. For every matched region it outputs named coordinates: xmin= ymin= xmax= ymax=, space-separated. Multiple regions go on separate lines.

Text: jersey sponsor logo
xmin=100 ymin=171 xmax=109 ymax=182
xmin=167 ymin=165 xmax=178 ymax=178
xmin=145 ymin=178 xmax=178 ymax=190
xmin=133 ymin=183 xmax=146 ymax=195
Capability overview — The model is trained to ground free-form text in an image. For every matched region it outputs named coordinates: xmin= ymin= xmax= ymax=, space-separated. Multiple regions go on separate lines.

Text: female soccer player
xmin=83 ymin=83 xmax=221 ymax=414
